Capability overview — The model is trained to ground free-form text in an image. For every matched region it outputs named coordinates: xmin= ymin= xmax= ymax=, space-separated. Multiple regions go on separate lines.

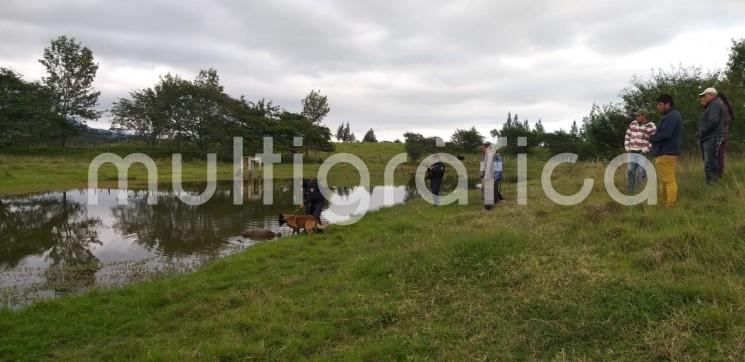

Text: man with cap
xmin=697 ymin=87 xmax=726 ymax=184
xmin=623 ymin=110 xmax=657 ymax=193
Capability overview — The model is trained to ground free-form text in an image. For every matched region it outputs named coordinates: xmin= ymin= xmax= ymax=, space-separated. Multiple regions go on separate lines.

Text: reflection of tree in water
xmin=0 ymin=192 xmax=102 ymax=293
xmin=44 ymin=193 xmax=102 ymax=293
xmin=1 ymin=193 xmax=102 ymax=268
xmin=331 ymin=184 xmax=418 ymax=206
xmin=333 ymin=186 xmax=352 ymax=197
xmin=1 ymin=196 xmax=67 ymax=267
xmin=111 ymin=182 xmax=296 ymax=257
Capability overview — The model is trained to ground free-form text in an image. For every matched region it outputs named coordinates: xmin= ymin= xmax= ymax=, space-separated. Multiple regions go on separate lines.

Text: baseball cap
xmin=699 ymin=87 xmax=718 ymax=96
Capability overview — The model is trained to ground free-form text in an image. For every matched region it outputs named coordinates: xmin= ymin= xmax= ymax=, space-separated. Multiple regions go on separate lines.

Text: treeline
xmin=110 ymin=71 xmax=333 ymax=156
xmin=405 ymin=39 xmax=745 ymax=161
xmin=403 ymin=116 xmax=588 ymax=161
xmin=0 ymin=35 xmax=334 ymax=156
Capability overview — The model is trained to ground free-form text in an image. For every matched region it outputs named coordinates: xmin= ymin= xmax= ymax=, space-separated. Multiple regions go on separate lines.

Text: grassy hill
xmin=1 ymin=156 xmax=744 ymax=360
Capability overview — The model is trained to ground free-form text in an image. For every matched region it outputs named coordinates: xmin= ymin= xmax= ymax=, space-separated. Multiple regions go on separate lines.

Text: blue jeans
xmin=701 ymin=137 xmax=723 ymax=177
xmin=627 ymin=152 xmax=648 ymax=193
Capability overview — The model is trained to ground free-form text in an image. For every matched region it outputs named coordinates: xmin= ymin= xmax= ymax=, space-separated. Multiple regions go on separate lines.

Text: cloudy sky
xmin=1 ymin=0 xmax=744 ymax=141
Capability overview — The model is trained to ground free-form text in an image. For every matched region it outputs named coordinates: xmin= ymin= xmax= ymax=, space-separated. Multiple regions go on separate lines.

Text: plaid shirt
xmin=624 ymin=120 xmax=657 ymax=153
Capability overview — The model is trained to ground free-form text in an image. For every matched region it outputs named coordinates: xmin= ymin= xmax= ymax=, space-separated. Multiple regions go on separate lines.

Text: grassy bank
xmin=1 ymin=157 xmax=744 ymax=360
xmin=0 ymin=142 xmax=442 ymax=195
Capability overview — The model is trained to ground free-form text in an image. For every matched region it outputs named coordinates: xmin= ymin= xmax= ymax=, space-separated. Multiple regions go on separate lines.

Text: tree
xmin=581 ymin=103 xmax=628 ymax=158
xmin=725 ymin=38 xmax=745 ymax=141
xmin=111 ymin=73 xmax=190 ymax=148
xmin=403 ymin=132 xmax=426 ymax=161
xmin=283 ymin=112 xmax=333 ymax=157
xmin=534 ymin=119 xmax=545 ymax=134
xmin=489 ymin=128 xmax=500 ymax=139
xmin=362 ymin=128 xmax=377 ymax=143
xmin=301 ymin=89 xmax=330 ymax=125
xmin=497 ymin=112 xmax=536 ymax=154
xmin=541 ymin=129 xmax=595 ymax=160
xmin=348 ymin=125 xmax=356 ymax=143
xmin=0 ymin=68 xmax=62 ymax=148
xmin=335 ymin=122 xmax=355 ymax=142
xmin=450 ymin=126 xmax=484 ymax=152
xmin=335 ymin=123 xmax=345 ymax=141
xmin=726 ymin=38 xmax=745 ymax=88
xmin=185 ymin=68 xmax=232 ymax=152
xmin=570 ymin=120 xmax=580 ymax=137
xmin=245 ymin=97 xmax=282 ymax=120
xmin=39 ymin=35 xmax=101 ymax=147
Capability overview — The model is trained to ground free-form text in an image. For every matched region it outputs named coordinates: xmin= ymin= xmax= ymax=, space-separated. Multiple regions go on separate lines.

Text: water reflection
xmin=0 ymin=180 xmax=415 ymax=308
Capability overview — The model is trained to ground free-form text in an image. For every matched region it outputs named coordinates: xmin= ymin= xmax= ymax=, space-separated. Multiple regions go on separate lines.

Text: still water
xmin=0 ymin=180 xmax=417 ymax=308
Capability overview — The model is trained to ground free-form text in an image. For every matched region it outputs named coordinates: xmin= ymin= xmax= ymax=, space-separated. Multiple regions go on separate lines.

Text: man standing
xmin=650 ymin=94 xmax=683 ymax=207
xmin=301 ymin=178 xmax=324 ymax=225
xmin=623 ymin=110 xmax=657 ymax=193
xmin=425 ymin=156 xmax=446 ymax=206
xmin=479 ymin=142 xmax=502 ymax=210
xmin=697 ymin=87 xmax=726 ymax=183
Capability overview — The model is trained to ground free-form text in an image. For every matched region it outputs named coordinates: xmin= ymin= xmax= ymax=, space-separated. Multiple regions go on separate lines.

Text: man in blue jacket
xmin=697 ymin=87 xmax=725 ymax=184
xmin=650 ymin=94 xmax=683 ymax=207
xmin=301 ymin=178 xmax=325 ymax=224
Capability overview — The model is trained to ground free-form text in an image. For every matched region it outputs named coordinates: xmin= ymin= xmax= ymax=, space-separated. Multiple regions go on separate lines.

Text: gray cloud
xmin=1 ymin=0 xmax=743 ymax=141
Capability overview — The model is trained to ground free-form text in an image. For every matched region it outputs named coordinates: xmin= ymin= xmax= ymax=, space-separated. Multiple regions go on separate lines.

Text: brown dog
xmin=278 ymin=214 xmax=322 ymax=234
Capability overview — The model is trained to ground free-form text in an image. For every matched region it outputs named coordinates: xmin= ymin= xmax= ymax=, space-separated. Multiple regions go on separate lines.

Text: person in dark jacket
xmin=650 ymin=94 xmax=683 ymax=207
xmin=301 ymin=178 xmax=325 ymax=224
xmin=697 ymin=87 xmax=726 ymax=183
xmin=425 ymin=156 xmax=446 ymax=206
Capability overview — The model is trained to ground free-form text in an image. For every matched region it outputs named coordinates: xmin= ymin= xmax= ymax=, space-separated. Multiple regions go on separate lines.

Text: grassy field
xmin=0 ymin=142 xmax=445 ymax=195
xmin=1 ymin=152 xmax=745 ymax=360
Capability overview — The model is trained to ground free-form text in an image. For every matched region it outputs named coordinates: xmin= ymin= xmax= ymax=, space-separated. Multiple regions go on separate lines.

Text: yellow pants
xmin=655 ymin=155 xmax=678 ymax=207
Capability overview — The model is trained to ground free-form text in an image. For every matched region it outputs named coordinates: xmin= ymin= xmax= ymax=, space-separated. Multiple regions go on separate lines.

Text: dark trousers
xmin=429 ymin=176 xmax=443 ymax=205
xmin=305 ymin=202 xmax=323 ymax=224
xmin=701 ymin=137 xmax=723 ymax=181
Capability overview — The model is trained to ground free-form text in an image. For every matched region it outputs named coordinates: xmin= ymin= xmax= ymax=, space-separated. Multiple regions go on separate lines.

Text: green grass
xmin=0 ymin=142 xmax=484 ymax=195
xmin=1 ymin=156 xmax=745 ymax=360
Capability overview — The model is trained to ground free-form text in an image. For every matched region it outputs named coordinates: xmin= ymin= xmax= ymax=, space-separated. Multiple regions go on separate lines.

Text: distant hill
xmin=70 ymin=119 xmax=132 ymax=144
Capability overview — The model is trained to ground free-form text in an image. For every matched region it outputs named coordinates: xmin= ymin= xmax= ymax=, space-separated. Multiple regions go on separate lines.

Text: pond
xmin=0 ymin=180 xmax=418 ymax=309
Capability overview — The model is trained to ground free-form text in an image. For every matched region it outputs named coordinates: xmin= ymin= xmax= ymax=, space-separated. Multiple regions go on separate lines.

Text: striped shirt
xmin=624 ymin=120 xmax=657 ymax=153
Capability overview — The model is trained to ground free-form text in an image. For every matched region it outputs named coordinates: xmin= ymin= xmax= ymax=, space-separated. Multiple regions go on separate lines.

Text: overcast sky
xmin=2 ymin=0 xmax=744 ymax=141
